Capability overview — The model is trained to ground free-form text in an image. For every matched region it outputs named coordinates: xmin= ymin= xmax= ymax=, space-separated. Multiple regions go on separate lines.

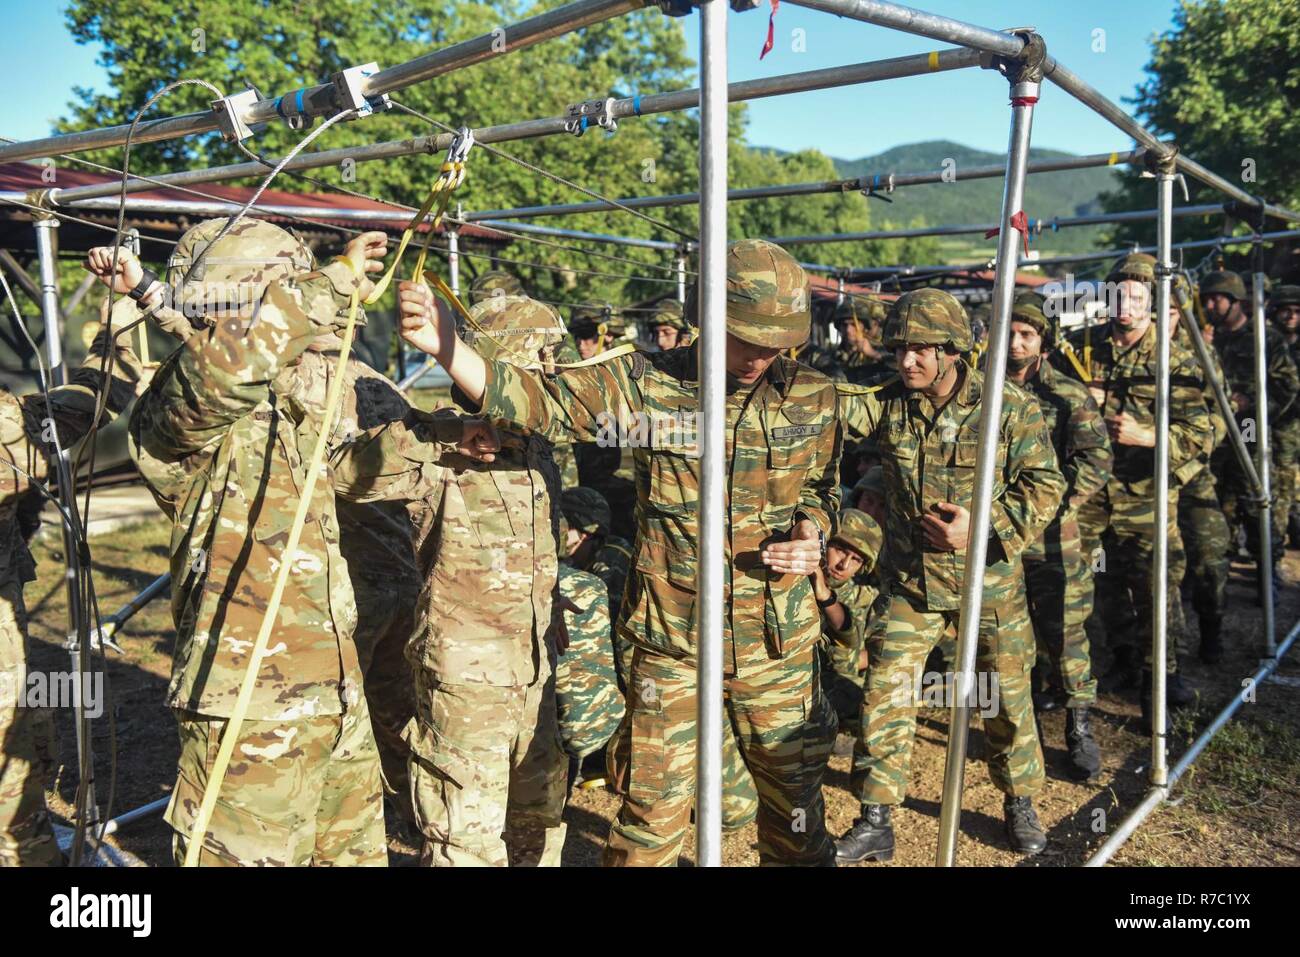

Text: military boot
xmin=834 ymin=804 xmax=894 ymax=863
xmin=1003 ymin=796 xmax=1047 ymax=855
xmin=1065 ymin=706 xmax=1102 ymax=781
xmin=1198 ymin=615 xmax=1224 ymax=665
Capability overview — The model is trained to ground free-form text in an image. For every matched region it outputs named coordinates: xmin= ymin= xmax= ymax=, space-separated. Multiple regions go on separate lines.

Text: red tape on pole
xmin=984 ymin=210 xmax=1031 ymax=256
xmin=760 ymin=0 xmax=779 ymax=60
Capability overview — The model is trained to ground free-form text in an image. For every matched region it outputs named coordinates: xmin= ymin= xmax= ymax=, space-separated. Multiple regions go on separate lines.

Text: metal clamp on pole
xmin=274 ymin=88 xmax=314 ymax=131
xmin=935 ymin=28 xmax=1045 ymax=869
xmin=210 ymin=87 xmax=266 ymax=143
xmin=860 ymin=173 xmax=895 ymax=202
xmin=564 ymin=96 xmax=619 ymax=136
xmin=331 ymin=62 xmax=392 ymax=117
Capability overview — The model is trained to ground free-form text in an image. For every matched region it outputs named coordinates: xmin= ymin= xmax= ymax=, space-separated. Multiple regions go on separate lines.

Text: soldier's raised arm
xmin=331 ymin=407 xmax=494 ymax=502
xmin=1168 ymin=352 xmax=1215 ymax=474
xmin=1058 ymin=384 xmax=1112 ymax=520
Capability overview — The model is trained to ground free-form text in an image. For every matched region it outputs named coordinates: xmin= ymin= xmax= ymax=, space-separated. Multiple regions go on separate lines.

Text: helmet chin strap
xmin=927 ymin=345 xmax=956 ymax=391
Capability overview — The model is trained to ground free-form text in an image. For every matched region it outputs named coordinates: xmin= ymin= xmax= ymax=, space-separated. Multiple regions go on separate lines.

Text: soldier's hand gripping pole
xmin=935 ymin=30 xmax=1045 ymax=868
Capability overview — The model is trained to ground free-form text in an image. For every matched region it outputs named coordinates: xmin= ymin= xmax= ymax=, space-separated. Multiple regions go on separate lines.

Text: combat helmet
xmin=560 ymin=487 xmax=611 ymax=537
xmin=831 ymin=508 xmax=882 ymax=564
xmin=882 ymin=287 xmax=972 ymax=353
xmin=166 ymin=217 xmax=314 ymax=319
xmin=1199 ymin=269 xmax=1246 ymax=301
xmin=1106 ymin=252 xmax=1157 ymax=287
xmin=648 ymin=298 xmax=689 ymax=331
xmin=1270 ymin=284 xmax=1300 ymax=309
xmin=469 ymin=270 xmax=525 ymax=305
xmin=687 ymin=239 xmax=811 ymax=349
xmin=1010 ymin=300 xmax=1056 ymax=349
xmin=463 ymin=295 xmax=567 ymax=370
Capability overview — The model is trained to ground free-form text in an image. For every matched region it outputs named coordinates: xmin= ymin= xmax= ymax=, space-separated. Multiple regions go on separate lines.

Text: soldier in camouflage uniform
xmin=0 ymin=278 xmax=150 ymax=866
xmin=1170 ymin=277 xmax=1233 ymax=663
xmin=835 ymin=288 xmax=1065 ymax=861
xmin=341 ymin=293 xmax=572 ymax=867
xmin=1005 ymin=301 xmax=1112 ymax=781
xmin=812 ymin=508 xmax=883 ymax=737
xmin=1202 ymin=270 xmax=1299 ymax=593
xmin=555 ymin=516 xmax=624 ymax=766
xmin=468 ymin=270 xmax=525 ymax=306
xmin=128 ymin=218 xmax=486 ymax=866
xmin=1079 ymin=253 xmax=1211 ymax=728
xmin=559 ymin=488 xmax=633 ymax=676
xmin=808 ymin=295 xmax=892 ymax=387
xmin=649 ymin=299 xmax=691 ymax=351
xmin=396 ymin=238 xmax=842 ymax=866
xmin=1270 ymin=285 xmax=1300 ymax=545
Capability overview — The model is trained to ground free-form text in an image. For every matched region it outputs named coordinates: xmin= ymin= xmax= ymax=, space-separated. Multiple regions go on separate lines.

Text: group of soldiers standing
xmin=0 ymin=214 xmax=1293 ymax=866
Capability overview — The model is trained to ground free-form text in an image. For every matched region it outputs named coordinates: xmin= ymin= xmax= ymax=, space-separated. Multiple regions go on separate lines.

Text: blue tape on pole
xmin=295 ymin=88 xmax=304 ymax=114
xmin=580 ymin=115 xmax=588 ymax=133
xmin=633 ymin=93 xmax=641 ymax=116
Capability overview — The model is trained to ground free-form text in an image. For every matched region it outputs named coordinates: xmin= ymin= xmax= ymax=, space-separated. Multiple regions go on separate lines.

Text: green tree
xmin=1100 ymin=0 xmax=1300 ymax=269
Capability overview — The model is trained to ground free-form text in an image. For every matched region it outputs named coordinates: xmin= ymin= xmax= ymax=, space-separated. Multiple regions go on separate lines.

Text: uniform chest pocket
xmin=767 ymin=433 xmax=818 ymax=514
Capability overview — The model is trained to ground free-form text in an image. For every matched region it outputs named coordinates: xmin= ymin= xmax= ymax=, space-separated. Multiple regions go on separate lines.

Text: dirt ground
xmin=26 ymin=514 xmax=1300 ymax=868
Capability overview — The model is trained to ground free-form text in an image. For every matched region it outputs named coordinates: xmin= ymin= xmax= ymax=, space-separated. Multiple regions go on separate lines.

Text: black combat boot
xmin=834 ymin=804 xmax=895 ymax=863
xmin=1003 ymin=796 xmax=1047 ymax=855
xmin=1198 ymin=615 xmax=1224 ymax=664
xmin=1065 ymin=706 xmax=1102 ymax=781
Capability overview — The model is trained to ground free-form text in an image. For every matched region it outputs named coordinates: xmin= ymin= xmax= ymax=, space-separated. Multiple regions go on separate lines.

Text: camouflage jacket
xmin=838 ymin=359 xmax=1065 ymax=611
xmin=1174 ymin=323 xmax=1229 ymax=457
xmin=1083 ymin=323 xmax=1213 ymax=489
xmin=583 ymin=533 xmax=632 ymax=624
xmin=129 ymin=260 xmax=460 ymax=720
xmin=822 ymin=574 xmax=880 ymax=653
xmin=339 ymin=419 xmax=562 ymax=688
xmin=807 ymin=342 xmax=894 ymax=387
xmin=475 ymin=345 xmax=842 ymax=669
xmin=1019 ymin=358 xmax=1112 ymax=522
xmin=1 ymin=316 xmax=145 ymax=588
xmin=554 ymin=563 xmax=623 ymax=759
xmin=1212 ymin=320 xmax=1300 ymax=431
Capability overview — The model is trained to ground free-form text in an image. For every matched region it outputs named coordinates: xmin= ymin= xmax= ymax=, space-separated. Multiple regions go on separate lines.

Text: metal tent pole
xmin=0 ymin=0 xmax=647 ymax=165
xmin=44 ymin=49 xmax=983 ymax=207
xmin=675 ymin=253 xmax=688 ymax=304
xmin=695 ymin=0 xmax=727 ymax=869
xmin=1254 ymin=270 xmax=1277 ymax=658
xmin=935 ymin=34 xmax=1043 ymax=868
xmin=34 ymin=217 xmax=100 ymax=854
xmin=1151 ymin=161 xmax=1176 ymax=787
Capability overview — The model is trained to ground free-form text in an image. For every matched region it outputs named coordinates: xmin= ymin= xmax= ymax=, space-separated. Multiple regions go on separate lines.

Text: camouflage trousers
xmin=604 ymin=643 xmax=836 ymax=866
xmin=1275 ymin=421 xmax=1300 ymax=545
xmin=353 ymin=589 xmax=418 ymax=826
xmin=168 ymin=701 xmax=387 ymax=867
xmin=1215 ymin=442 xmax=1286 ymax=565
xmin=406 ymin=668 xmax=568 ymax=867
xmin=1023 ymin=517 xmax=1097 ymax=707
xmin=851 ymin=592 xmax=1044 ymax=805
xmin=1091 ymin=482 xmax=1186 ymax=674
xmin=1176 ymin=466 xmax=1230 ymax=624
xmin=0 ymin=580 xmax=62 ymax=867
xmin=820 ymin=642 xmax=865 ymax=733
xmin=607 ymin=703 xmax=758 ymax=831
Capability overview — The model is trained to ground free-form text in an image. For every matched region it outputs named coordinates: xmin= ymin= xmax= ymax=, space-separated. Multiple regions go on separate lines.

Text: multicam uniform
xmin=340 ymin=294 xmax=571 ymax=867
xmin=0 ymin=309 xmax=144 ymax=866
xmin=469 ymin=241 xmax=842 ymax=866
xmin=129 ymin=219 xmax=411 ymax=867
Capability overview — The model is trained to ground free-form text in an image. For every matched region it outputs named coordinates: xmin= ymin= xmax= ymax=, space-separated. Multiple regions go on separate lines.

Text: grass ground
xmin=26 ymin=515 xmax=1300 ymax=868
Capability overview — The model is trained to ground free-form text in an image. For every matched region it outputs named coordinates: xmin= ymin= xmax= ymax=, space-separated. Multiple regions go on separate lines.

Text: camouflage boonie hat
xmin=1200 ymin=270 xmax=1246 ymax=301
xmin=831 ymin=508 xmax=882 ymax=563
xmin=561 ymin=487 xmax=611 ymax=536
xmin=1011 ymin=301 xmax=1056 ymax=348
xmin=464 ymin=295 xmax=567 ymax=369
xmin=690 ymin=239 xmax=810 ymax=349
xmin=882 ymin=287 xmax=972 ymax=352
xmin=1107 ymin=252 xmax=1157 ymax=286
xmin=167 ymin=217 xmax=314 ymax=318
xmin=1270 ymin=284 xmax=1300 ymax=309
xmin=852 ymin=466 xmax=884 ymax=501
xmin=469 ymin=270 xmax=525 ymax=305
xmin=649 ymin=299 xmax=689 ymax=331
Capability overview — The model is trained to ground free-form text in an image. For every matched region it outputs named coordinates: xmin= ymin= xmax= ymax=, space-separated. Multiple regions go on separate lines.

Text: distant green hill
xmin=759 ymin=140 xmax=1131 ymax=259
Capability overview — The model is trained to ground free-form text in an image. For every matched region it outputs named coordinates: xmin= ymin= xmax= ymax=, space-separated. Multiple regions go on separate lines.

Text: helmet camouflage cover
xmin=167 ymin=217 xmax=314 ymax=318
xmin=833 ymin=294 xmax=886 ymax=330
xmin=720 ymin=239 xmax=811 ymax=349
xmin=831 ymin=508 xmax=882 ymax=563
xmin=649 ymin=298 xmax=689 ymax=331
xmin=560 ymin=486 xmax=611 ymax=536
xmin=1010 ymin=300 xmax=1056 ymax=348
xmin=469 ymin=270 xmax=525 ymax=305
xmin=464 ymin=295 xmax=567 ymax=369
xmin=882 ymin=287 xmax=972 ymax=353
xmin=1106 ymin=252 xmax=1157 ymax=287
xmin=1200 ymin=269 xmax=1246 ymax=301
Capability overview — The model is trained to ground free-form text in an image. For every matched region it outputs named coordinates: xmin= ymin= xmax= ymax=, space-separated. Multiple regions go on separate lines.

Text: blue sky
xmin=1 ymin=1 xmax=1180 ymax=159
